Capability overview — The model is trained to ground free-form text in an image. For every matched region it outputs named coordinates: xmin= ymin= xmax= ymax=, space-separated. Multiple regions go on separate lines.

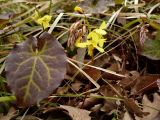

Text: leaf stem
xmin=0 ymin=96 xmax=16 ymax=102
xmin=50 ymin=94 xmax=123 ymax=101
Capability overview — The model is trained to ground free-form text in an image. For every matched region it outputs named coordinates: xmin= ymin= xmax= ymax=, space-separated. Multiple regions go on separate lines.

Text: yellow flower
xmin=75 ymin=37 xmax=87 ymax=48
xmin=75 ymin=21 xmax=107 ymax=56
xmin=88 ymin=45 xmax=94 ymax=56
xmin=99 ymin=21 xmax=106 ymax=29
xmin=32 ymin=11 xmax=52 ymax=29
xmin=74 ymin=6 xmax=84 ymax=14
xmin=36 ymin=15 xmax=52 ymax=29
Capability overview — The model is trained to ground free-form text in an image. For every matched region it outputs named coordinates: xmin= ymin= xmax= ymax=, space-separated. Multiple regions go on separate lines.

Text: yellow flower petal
xmin=74 ymin=6 xmax=84 ymax=14
xmin=94 ymin=45 xmax=104 ymax=52
xmin=99 ymin=21 xmax=106 ymax=29
xmin=87 ymin=32 xmax=99 ymax=43
xmin=75 ymin=42 xmax=88 ymax=48
xmin=36 ymin=15 xmax=52 ymax=29
xmin=75 ymin=39 xmax=90 ymax=48
xmin=87 ymin=32 xmax=93 ymax=39
xmin=94 ymin=29 xmax=107 ymax=35
xmin=74 ymin=21 xmax=107 ymax=56
xmin=98 ymin=39 xmax=106 ymax=47
xmin=88 ymin=45 xmax=94 ymax=56
xmin=75 ymin=37 xmax=81 ymax=46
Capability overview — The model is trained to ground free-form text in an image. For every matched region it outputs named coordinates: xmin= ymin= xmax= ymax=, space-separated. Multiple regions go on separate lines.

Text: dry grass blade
xmin=67 ymin=59 xmax=100 ymax=95
xmin=134 ymin=0 xmax=139 ymax=12
xmin=147 ymin=2 xmax=160 ymax=17
xmin=48 ymin=13 xmax=64 ymax=34
xmin=106 ymin=7 xmax=123 ymax=29
xmin=68 ymin=58 xmax=126 ymax=78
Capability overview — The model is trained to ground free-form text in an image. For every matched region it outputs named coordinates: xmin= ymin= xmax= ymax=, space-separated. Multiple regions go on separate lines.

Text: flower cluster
xmin=75 ymin=21 xmax=107 ymax=56
xmin=32 ymin=11 xmax=52 ymax=29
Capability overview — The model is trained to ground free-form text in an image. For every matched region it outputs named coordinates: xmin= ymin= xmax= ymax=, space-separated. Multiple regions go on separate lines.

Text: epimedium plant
xmin=4 ymin=7 xmax=107 ymax=107
xmin=73 ymin=6 xmax=107 ymax=57
xmin=5 ymin=32 xmax=67 ymax=107
xmin=75 ymin=21 xmax=107 ymax=57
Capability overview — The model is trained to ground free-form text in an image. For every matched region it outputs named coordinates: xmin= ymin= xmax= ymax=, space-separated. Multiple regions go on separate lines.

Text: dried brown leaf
xmin=71 ymin=81 xmax=83 ymax=92
xmin=124 ymin=98 xmax=149 ymax=118
xmin=78 ymin=94 xmax=101 ymax=109
xmin=102 ymin=63 xmax=125 ymax=80
xmin=119 ymin=71 xmax=139 ymax=89
xmin=133 ymin=74 xmax=160 ymax=95
xmin=122 ymin=111 xmax=133 ymax=120
xmin=135 ymin=93 xmax=160 ymax=120
xmin=60 ymin=105 xmax=91 ymax=120
xmin=100 ymin=85 xmax=121 ymax=113
xmin=84 ymin=67 xmax=101 ymax=81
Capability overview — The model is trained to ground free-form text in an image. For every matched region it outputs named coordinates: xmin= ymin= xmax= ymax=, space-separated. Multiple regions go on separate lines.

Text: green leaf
xmin=5 ymin=32 xmax=67 ymax=107
xmin=142 ymin=39 xmax=160 ymax=60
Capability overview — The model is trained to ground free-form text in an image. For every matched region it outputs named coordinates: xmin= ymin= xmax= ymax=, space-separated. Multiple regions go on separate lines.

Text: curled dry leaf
xmin=135 ymin=93 xmax=160 ymax=120
xmin=60 ymin=105 xmax=91 ymax=120
xmin=5 ymin=32 xmax=67 ymax=107
xmin=123 ymin=111 xmax=133 ymax=120
xmin=78 ymin=94 xmax=101 ymax=109
xmin=43 ymin=107 xmax=77 ymax=120
xmin=119 ymin=71 xmax=139 ymax=90
xmin=124 ymin=97 xmax=149 ymax=118
xmin=100 ymin=85 xmax=121 ymax=113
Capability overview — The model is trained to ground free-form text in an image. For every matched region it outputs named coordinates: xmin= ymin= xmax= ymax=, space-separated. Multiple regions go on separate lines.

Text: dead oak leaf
xmin=133 ymin=74 xmax=160 ymax=95
xmin=136 ymin=93 xmax=160 ymax=120
xmin=60 ymin=105 xmax=91 ymax=120
xmin=123 ymin=111 xmax=133 ymax=120
xmin=124 ymin=98 xmax=149 ymax=118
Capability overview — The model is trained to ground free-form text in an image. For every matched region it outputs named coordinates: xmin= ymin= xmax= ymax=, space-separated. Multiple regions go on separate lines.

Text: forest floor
xmin=0 ymin=0 xmax=160 ymax=120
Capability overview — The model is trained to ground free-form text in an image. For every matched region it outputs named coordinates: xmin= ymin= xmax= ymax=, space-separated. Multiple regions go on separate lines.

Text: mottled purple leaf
xmin=5 ymin=32 xmax=67 ymax=107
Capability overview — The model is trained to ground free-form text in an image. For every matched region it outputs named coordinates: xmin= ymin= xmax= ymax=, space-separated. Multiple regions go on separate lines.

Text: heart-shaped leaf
xmin=5 ymin=32 xmax=67 ymax=107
